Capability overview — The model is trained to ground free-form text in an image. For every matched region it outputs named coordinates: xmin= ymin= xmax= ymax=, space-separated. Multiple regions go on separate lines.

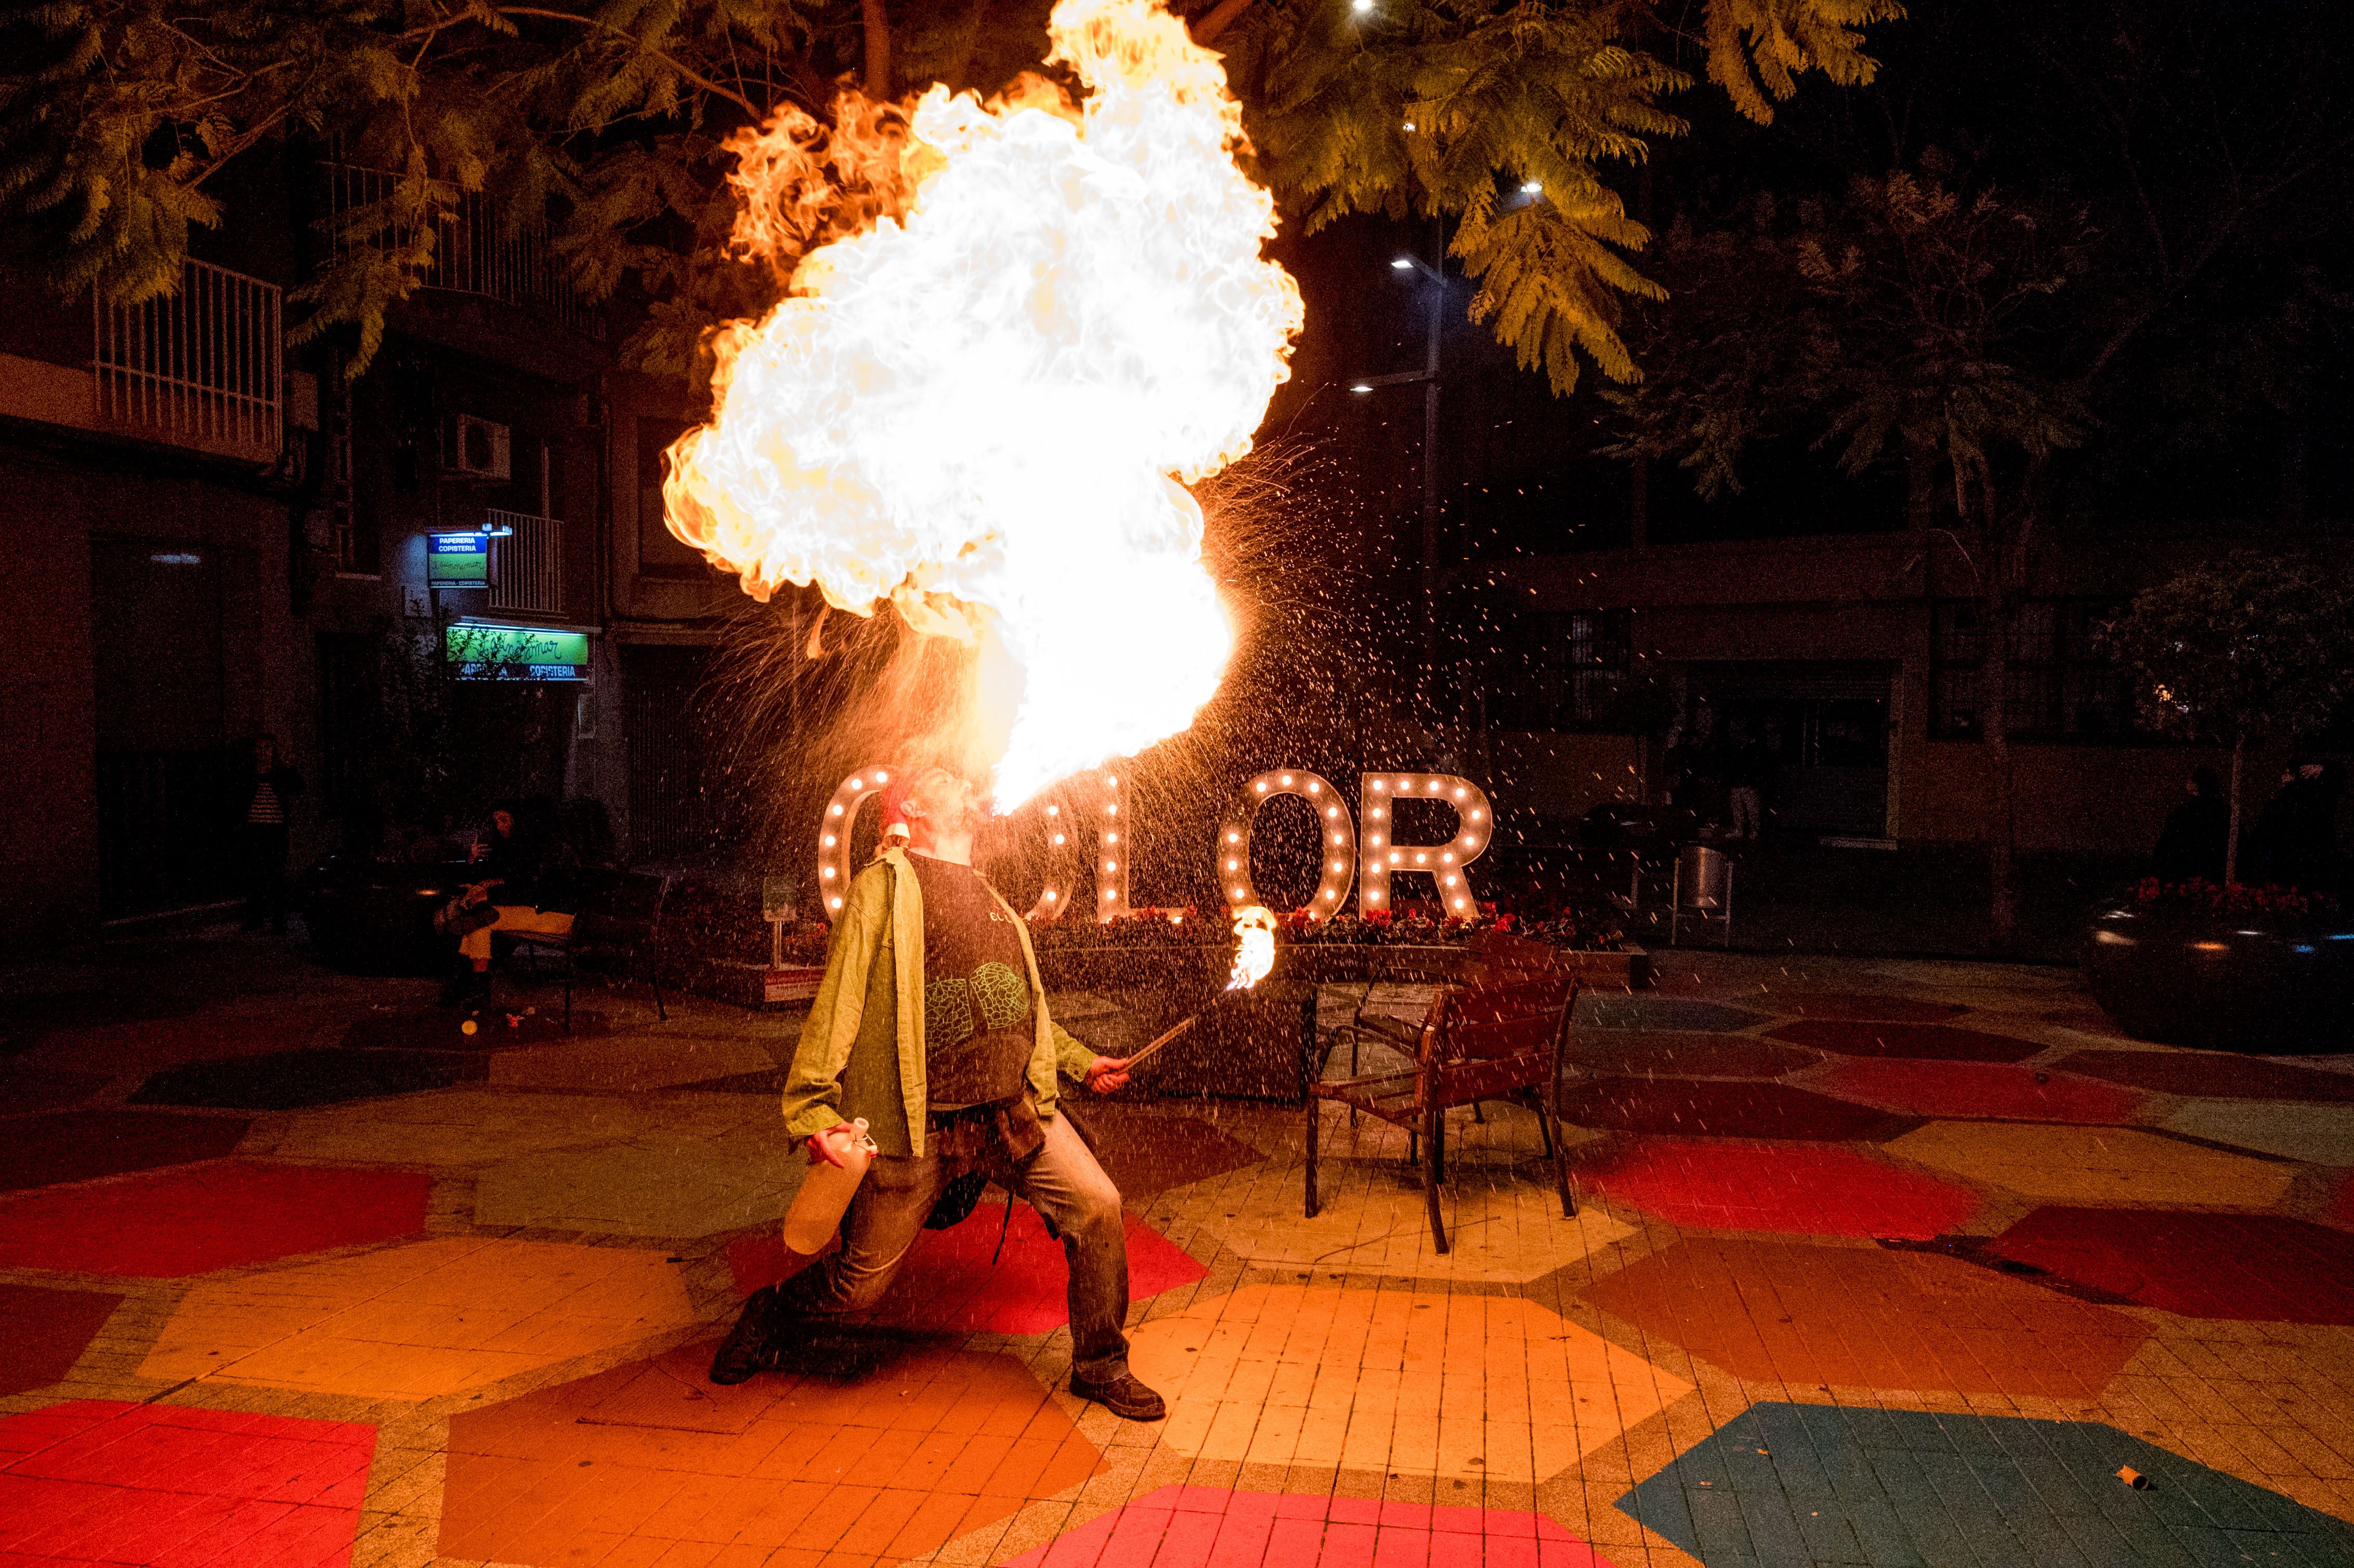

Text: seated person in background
xmin=443 ymin=803 xmax=574 ymax=1004
xmin=2150 ymin=766 xmax=2228 ymax=884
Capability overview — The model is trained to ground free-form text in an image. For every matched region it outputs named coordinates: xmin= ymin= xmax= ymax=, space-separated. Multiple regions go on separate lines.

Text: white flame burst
xmin=662 ymin=0 xmax=1303 ymax=808
xmin=1226 ymin=904 xmax=1277 ymax=990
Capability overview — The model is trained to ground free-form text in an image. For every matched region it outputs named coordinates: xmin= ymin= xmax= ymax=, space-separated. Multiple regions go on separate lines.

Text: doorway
xmin=1679 ymin=662 xmax=1893 ymax=840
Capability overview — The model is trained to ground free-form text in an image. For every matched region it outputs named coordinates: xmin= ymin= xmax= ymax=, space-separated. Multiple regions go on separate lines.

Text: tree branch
xmin=463 ymin=6 xmax=765 ymax=116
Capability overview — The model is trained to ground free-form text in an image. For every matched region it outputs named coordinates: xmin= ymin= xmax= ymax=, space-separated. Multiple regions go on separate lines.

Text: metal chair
xmin=508 ymin=870 xmax=670 ymax=1032
xmin=1305 ymin=973 xmax=1583 ymax=1253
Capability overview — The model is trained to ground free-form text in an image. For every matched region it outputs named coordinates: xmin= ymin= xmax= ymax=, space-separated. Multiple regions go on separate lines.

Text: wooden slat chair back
xmin=1305 ymin=971 xmax=1583 ymax=1254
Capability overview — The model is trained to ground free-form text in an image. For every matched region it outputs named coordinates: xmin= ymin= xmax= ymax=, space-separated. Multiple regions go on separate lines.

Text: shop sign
xmin=427 ymin=532 xmax=491 ymax=587
xmin=444 ymin=624 xmax=590 ymax=681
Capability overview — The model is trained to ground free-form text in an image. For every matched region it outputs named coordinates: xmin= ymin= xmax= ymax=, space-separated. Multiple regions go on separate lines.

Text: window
xmin=1931 ymin=599 xmax=2139 ymax=741
xmin=1492 ymin=610 xmax=1631 ymax=730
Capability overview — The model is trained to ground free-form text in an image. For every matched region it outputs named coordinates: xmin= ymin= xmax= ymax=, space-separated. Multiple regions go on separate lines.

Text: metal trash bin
xmin=1671 ymin=845 xmax=1733 ymax=948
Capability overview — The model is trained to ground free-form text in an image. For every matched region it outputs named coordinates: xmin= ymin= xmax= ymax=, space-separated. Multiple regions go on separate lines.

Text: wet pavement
xmin=2 ymin=926 xmax=2351 ymax=1566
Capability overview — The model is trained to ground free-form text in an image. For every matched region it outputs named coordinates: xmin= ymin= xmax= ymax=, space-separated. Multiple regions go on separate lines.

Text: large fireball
xmin=663 ymin=0 xmax=1304 ymax=808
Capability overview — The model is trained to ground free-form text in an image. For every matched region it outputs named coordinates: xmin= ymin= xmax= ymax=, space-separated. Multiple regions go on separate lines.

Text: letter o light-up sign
xmin=816 ymin=769 xmax=892 ymax=914
xmin=1361 ymin=773 xmax=1493 ymax=915
xmin=816 ymin=767 xmax=1128 ymax=922
xmin=1218 ymin=770 xmax=1356 ymax=922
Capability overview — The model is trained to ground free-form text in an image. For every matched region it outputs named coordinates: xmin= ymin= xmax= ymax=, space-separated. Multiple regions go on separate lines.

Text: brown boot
xmin=710 ymin=1287 xmax=787 ymax=1384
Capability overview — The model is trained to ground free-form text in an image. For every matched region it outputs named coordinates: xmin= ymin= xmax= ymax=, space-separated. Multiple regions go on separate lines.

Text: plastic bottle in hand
xmin=780 ymin=1118 xmax=877 ymax=1254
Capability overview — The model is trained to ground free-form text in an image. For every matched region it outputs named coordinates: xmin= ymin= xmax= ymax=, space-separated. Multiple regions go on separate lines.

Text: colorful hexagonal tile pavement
xmin=1569 ymin=1140 xmax=1980 ymax=1239
xmin=1127 ymin=1284 xmax=1690 ymax=1480
xmin=729 ymin=1201 xmax=1209 ymax=1332
xmin=1566 ymin=1032 xmax=1823 ymax=1079
xmin=1615 ymin=1401 xmax=2354 ymax=1566
xmin=9 ymin=950 xmax=2354 ymax=1568
xmin=1006 ymin=1486 xmax=1618 ymax=1568
xmin=128 ymin=1047 xmax=480 ymax=1109
xmin=138 ymin=1236 xmax=699 ymax=1400
xmin=0 ymin=1161 xmax=429 ymax=1276
xmin=1986 ymin=1207 xmax=2354 ymax=1324
xmin=1883 ymin=1121 xmax=2299 ymax=1207
xmin=0 ymin=1401 xmax=376 ymax=1568
xmin=1581 ymin=1240 xmax=2151 ymax=1401
xmin=440 ymin=1340 xmax=1101 ymax=1567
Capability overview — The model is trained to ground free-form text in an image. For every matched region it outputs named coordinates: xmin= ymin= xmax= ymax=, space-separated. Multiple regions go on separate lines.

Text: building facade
xmin=1464 ymin=522 xmax=2334 ymax=859
xmin=0 ymin=147 xmax=737 ymax=952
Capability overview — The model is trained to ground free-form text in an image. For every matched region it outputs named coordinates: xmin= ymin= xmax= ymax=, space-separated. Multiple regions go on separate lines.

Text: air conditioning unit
xmin=444 ymin=414 xmax=511 ymax=480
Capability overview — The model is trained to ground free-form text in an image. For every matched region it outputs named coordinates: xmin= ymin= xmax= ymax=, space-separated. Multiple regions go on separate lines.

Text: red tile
xmin=1763 ymin=994 xmax=1967 ymax=1023
xmin=1555 ymin=1077 xmax=1921 ymax=1141
xmin=0 ymin=1162 xmax=428 ymax=1276
xmin=0 ymin=1285 xmax=124 ymax=1399
xmin=728 ymin=1207 xmax=1205 ymax=1333
xmin=0 ymin=1112 xmax=251 ymax=1194
xmin=2052 ymin=1050 xmax=2354 ymax=1102
xmin=1573 ymin=1139 xmax=1978 ymax=1239
xmin=1813 ymin=1058 xmax=2146 ymax=1123
xmin=1764 ymin=1021 xmax=2042 ymax=1063
xmin=0 ymin=1403 xmax=372 ymax=1568
xmin=1988 ymin=1207 xmax=2354 ymax=1324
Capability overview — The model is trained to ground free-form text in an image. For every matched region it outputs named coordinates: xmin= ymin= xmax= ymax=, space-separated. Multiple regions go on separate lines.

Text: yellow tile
xmin=138 ymin=1236 xmax=697 ymax=1401
xmin=1885 ymin=1121 xmax=2296 ymax=1207
xmin=1128 ymin=1283 xmax=1688 ymax=1483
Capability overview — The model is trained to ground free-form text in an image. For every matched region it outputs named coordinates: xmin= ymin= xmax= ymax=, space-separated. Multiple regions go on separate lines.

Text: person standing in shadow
xmin=2151 ymin=765 xmax=2229 ymax=884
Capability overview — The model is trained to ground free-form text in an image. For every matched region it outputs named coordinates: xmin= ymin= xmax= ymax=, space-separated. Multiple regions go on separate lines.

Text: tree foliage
xmin=1606 ymin=164 xmax=2093 ymax=509
xmin=0 ymin=0 xmax=1899 ymax=387
xmin=2101 ymin=555 xmax=2354 ymax=755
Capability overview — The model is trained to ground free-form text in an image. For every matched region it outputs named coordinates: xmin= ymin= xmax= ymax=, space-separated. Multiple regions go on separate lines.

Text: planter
xmin=2082 ymin=903 xmax=2354 ymax=1053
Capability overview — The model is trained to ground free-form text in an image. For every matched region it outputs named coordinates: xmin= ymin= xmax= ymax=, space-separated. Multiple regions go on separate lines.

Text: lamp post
xmin=1350 ymin=238 xmax=1445 ymax=702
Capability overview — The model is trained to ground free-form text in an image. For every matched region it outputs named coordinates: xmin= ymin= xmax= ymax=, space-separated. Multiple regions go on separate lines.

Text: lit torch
xmin=660 ymin=0 xmax=1303 ymax=811
xmin=1225 ymin=904 xmax=1276 ymax=990
xmin=1127 ymin=904 xmax=1276 ymax=1072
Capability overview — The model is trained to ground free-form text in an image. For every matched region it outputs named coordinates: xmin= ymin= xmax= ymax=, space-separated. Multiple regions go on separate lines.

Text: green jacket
xmin=780 ymin=847 xmax=1101 ymax=1157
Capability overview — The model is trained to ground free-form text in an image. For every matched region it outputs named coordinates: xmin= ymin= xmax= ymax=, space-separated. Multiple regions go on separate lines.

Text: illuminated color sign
xmin=428 ymin=532 xmax=490 ymax=587
xmin=444 ymin=624 xmax=590 ymax=681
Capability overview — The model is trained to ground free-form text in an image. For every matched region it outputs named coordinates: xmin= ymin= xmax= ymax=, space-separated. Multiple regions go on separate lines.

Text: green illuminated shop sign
xmin=427 ymin=532 xmax=490 ymax=587
xmin=444 ymin=624 xmax=590 ymax=681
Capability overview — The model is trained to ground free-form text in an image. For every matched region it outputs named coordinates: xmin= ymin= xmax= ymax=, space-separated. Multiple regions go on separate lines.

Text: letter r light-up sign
xmin=817 ymin=767 xmax=1490 ymax=922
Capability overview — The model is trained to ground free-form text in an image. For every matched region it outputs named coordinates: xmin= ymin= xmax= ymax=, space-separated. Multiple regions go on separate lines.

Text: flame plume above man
xmin=661 ymin=0 xmax=1302 ymax=809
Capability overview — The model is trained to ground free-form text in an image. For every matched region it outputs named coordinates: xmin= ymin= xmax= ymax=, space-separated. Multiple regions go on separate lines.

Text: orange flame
xmin=1226 ymin=904 xmax=1276 ymax=990
xmin=663 ymin=0 xmax=1303 ymax=808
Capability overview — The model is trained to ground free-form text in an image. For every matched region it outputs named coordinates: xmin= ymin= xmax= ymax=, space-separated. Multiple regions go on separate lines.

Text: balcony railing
xmin=93 ymin=260 xmax=282 ymax=462
xmin=321 ymin=163 xmax=603 ymax=338
xmin=488 ymin=509 xmax=565 ymax=616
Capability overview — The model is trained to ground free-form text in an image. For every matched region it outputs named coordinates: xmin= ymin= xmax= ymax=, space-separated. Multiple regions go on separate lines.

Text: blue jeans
xmin=774 ymin=1109 xmax=1132 ymax=1381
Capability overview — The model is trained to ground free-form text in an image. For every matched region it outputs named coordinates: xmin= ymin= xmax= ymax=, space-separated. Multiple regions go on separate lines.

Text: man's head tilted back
xmin=881 ymin=766 xmax=985 ymax=856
